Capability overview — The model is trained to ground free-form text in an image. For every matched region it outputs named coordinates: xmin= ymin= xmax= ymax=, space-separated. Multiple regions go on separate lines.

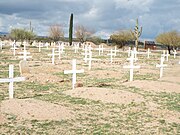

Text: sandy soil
xmin=123 ymin=80 xmax=180 ymax=93
xmin=0 ymin=45 xmax=179 ymax=127
xmin=0 ymin=113 xmax=6 ymax=124
xmin=147 ymin=101 xmax=180 ymax=124
xmin=63 ymin=87 xmax=145 ymax=104
xmin=1 ymin=99 xmax=73 ymax=121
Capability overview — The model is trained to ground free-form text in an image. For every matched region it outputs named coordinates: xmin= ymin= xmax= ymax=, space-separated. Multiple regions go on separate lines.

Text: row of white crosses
xmin=127 ymin=47 xmax=151 ymax=59
xmin=162 ymin=49 xmax=177 ymax=59
xmin=0 ymin=65 xmax=25 ymax=99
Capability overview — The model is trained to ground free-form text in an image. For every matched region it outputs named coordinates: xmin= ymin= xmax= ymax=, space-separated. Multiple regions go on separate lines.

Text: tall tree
xmin=49 ymin=24 xmax=64 ymax=42
xmin=69 ymin=13 xmax=73 ymax=46
xmin=156 ymin=30 xmax=180 ymax=54
xmin=75 ymin=24 xmax=94 ymax=43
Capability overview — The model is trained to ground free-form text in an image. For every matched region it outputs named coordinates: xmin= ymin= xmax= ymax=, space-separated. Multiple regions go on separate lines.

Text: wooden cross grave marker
xmin=48 ymin=48 xmax=59 ymax=64
xmin=64 ymin=59 xmax=84 ymax=89
xmin=0 ymin=65 xmax=25 ymax=99
xmin=173 ymin=50 xmax=177 ymax=58
xmin=156 ymin=56 xmax=167 ymax=78
xmin=84 ymin=52 xmax=100 ymax=70
xmin=162 ymin=50 xmax=169 ymax=61
xmin=147 ymin=48 xmax=151 ymax=59
xmin=95 ymin=45 xmax=104 ymax=55
xmin=73 ymin=43 xmax=79 ymax=53
xmin=18 ymin=49 xmax=32 ymax=61
xmin=127 ymin=47 xmax=131 ymax=57
xmin=107 ymin=49 xmax=116 ymax=63
xmin=123 ymin=51 xmax=140 ymax=81
xmin=82 ymin=45 xmax=92 ymax=63
xmin=113 ymin=46 xmax=119 ymax=56
xmin=10 ymin=42 xmax=19 ymax=56
xmin=127 ymin=51 xmax=138 ymax=62
xmin=38 ymin=42 xmax=44 ymax=52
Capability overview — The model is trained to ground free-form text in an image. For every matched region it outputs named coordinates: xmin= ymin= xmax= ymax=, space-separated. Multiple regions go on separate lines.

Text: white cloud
xmin=115 ymin=0 xmax=153 ymax=12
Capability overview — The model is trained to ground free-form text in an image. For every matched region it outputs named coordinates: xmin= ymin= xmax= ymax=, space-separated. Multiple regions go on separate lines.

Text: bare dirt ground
xmin=123 ymin=80 xmax=180 ymax=93
xmin=1 ymin=99 xmax=73 ymax=121
xmin=63 ymin=87 xmax=145 ymax=104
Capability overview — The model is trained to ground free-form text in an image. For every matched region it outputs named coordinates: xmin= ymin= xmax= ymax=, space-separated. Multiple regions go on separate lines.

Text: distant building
xmin=144 ymin=41 xmax=157 ymax=50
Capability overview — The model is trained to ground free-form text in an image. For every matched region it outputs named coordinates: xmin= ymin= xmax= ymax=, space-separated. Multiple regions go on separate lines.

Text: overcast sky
xmin=0 ymin=0 xmax=179 ymax=40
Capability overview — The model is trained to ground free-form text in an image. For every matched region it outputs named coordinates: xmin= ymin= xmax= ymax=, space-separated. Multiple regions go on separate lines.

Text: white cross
xmin=107 ymin=49 xmax=116 ymax=63
xmin=113 ymin=46 xmax=119 ymax=56
xmin=123 ymin=52 xmax=140 ymax=81
xmin=0 ymin=41 xmax=3 ymax=50
xmin=146 ymin=48 xmax=151 ymax=59
xmin=37 ymin=42 xmax=44 ymax=52
xmin=95 ymin=45 xmax=104 ymax=55
xmin=60 ymin=44 xmax=65 ymax=53
xmin=133 ymin=47 xmax=138 ymax=62
xmin=0 ymin=65 xmax=25 ymax=99
xmin=127 ymin=51 xmax=138 ymax=62
xmin=127 ymin=47 xmax=131 ymax=57
xmin=162 ymin=50 xmax=169 ymax=61
xmin=48 ymin=48 xmax=59 ymax=64
xmin=18 ymin=49 xmax=32 ymax=61
xmin=173 ymin=50 xmax=177 ymax=58
xmin=64 ymin=59 xmax=84 ymax=89
xmin=74 ymin=43 xmax=79 ymax=53
xmin=82 ymin=46 xmax=92 ymax=63
xmin=88 ymin=45 xmax=93 ymax=52
xmin=84 ymin=52 xmax=99 ymax=70
xmin=10 ymin=42 xmax=19 ymax=56
xmin=55 ymin=45 xmax=63 ymax=60
xmin=156 ymin=56 xmax=167 ymax=78
xmin=57 ymin=46 xmax=62 ymax=60
xmin=45 ymin=42 xmax=49 ymax=49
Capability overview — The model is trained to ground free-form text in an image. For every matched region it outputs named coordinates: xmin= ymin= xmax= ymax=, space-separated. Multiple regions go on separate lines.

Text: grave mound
xmin=123 ymin=80 xmax=180 ymax=93
xmin=1 ymin=99 xmax=73 ymax=121
xmin=63 ymin=87 xmax=144 ymax=104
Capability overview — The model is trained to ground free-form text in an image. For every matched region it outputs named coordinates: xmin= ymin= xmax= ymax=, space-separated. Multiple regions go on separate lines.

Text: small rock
xmin=76 ymin=83 xmax=83 ymax=88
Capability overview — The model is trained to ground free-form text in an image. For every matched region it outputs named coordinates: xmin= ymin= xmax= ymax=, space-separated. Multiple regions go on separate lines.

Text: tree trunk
xmin=167 ymin=45 xmax=171 ymax=54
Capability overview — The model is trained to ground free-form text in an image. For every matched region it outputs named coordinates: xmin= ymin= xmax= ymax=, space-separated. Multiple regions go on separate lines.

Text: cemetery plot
xmin=1 ymin=98 xmax=73 ymax=121
xmin=0 ymin=44 xmax=179 ymax=134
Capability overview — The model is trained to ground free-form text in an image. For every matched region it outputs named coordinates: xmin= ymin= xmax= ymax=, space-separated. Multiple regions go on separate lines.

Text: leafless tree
xmin=75 ymin=24 xmax=95 ymax=43
xmin=49 ymin=24 xmax=64 ymax=42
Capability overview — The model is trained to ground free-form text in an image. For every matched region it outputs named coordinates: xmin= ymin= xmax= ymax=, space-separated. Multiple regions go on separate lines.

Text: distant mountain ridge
xmin=0 ymin=32 xmax=9 ymax=35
